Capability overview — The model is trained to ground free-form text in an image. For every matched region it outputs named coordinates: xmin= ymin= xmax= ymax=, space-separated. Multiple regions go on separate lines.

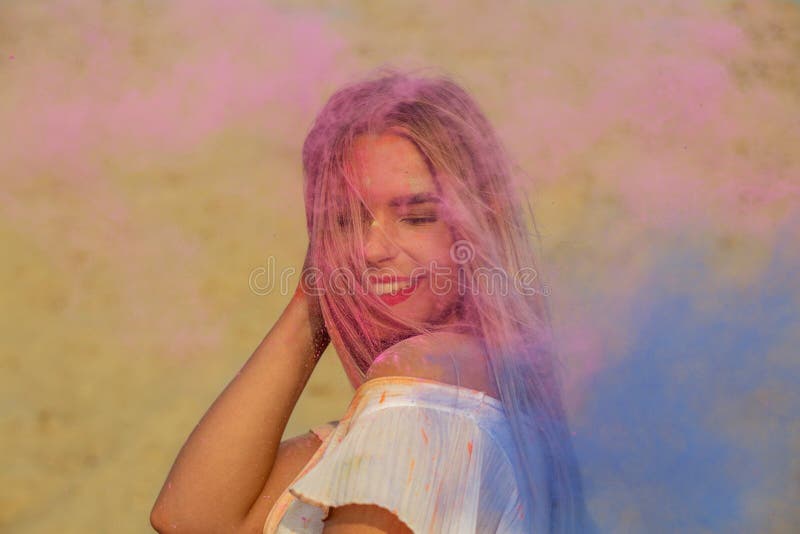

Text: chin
xmin=372 ymin=297 xmax=460 ymax=337
xmin=393 ymin=305 xmax=438 ymax=326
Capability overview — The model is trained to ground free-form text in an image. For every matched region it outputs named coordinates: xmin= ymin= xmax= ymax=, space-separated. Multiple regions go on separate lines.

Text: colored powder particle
xmin=430 ymin=481 xmax=446 ymax=513
xmin=379 ymin=390 xmax=386 ymax=403
xmin=407 ymin=458 xmax=415 ymax=483
xmin=420 ymin=427 xmax=429 ymax=444
xmin=466 ymin=440 xmax=473 ymax=456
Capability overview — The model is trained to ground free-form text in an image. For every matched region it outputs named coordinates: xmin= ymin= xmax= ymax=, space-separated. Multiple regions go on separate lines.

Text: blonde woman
xmin=151 ymin=70 xmax=592 ymax=533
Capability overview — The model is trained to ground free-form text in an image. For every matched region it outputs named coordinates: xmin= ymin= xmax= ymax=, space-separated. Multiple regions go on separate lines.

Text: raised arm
xmin=150 ymin=274 xmax=329 ymax=533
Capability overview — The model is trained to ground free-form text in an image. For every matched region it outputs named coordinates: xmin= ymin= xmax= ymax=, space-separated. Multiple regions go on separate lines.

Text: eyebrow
xmin=387 ymin=192 xmax=441 ymax=208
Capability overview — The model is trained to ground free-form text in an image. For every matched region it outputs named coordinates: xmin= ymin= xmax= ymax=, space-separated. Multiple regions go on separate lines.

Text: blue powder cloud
xmin=574 ymin=220 xmax=800 ymax=533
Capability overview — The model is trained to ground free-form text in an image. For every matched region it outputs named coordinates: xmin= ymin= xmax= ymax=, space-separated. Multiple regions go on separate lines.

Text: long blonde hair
xmin=301 ymin=68 xmax=591 ymax=532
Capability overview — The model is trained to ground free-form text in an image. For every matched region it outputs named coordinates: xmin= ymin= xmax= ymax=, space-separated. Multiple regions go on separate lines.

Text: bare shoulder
xmin=365 ymin=332 xmax=500 ymax=400
xmin=240 ymin=430 xmax=324 ymax=532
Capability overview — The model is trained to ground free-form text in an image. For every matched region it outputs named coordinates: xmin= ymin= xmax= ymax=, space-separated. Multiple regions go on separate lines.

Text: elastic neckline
xmin=355 ymin=375 xmax=505 ymax=412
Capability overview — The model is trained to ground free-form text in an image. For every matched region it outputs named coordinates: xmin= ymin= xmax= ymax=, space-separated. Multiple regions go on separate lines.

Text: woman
xmin=151 ymin=69 xmax=591 ymax=533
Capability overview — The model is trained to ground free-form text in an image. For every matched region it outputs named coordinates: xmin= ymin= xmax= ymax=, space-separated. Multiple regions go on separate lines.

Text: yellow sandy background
xmin=2 ymin=1 xmax=798 ymax=532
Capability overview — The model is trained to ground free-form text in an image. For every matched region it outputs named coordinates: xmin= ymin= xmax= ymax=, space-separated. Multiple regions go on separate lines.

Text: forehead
xmin=351 ymin=133 xmax=436 ymax=203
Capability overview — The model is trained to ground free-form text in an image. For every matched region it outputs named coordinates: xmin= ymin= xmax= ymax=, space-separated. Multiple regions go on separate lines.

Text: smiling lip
xmin=370 ymin=275 xmax=425 ymax=306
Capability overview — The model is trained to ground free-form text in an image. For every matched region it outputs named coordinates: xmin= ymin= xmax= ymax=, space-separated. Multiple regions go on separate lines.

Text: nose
xmin=363 ymin=219 xmax=399 ymax=266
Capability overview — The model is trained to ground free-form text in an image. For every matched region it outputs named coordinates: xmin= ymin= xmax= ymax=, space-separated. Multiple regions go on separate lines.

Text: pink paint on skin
xmin=350 ymin=133 xmax=462 ymax=335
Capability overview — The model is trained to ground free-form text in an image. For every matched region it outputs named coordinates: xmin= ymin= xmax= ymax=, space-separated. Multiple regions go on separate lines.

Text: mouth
xmin=369 ymin=275 xmax=425 ymax=306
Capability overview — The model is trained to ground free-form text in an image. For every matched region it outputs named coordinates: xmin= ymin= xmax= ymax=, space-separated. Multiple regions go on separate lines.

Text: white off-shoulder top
xmin=263 ymin=376 xmax=549 ymax=533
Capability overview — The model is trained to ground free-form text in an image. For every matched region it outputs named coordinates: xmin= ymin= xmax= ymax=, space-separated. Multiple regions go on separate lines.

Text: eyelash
xmin=337 ymin=215 xmax=438 ymax=227
xmin=401 ymin=216 xmax=438 ymax=225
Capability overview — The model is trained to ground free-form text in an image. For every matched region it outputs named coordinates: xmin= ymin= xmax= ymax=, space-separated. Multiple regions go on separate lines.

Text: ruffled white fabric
xmin=263 ymin=376 xmax=548 ymax=533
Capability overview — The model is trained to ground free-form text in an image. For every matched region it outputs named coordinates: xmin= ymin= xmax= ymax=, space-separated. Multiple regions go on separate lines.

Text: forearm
xmin=151 ymin=290 xmax=329 ymax=532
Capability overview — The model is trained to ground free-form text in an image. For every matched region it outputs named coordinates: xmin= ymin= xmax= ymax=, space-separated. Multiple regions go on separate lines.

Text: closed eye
xmin=401 ymin=216 xmax=438 ymax=225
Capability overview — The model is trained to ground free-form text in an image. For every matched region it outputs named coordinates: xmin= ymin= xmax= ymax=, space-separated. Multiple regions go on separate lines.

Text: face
xmin=349 ymin=132 xmax=462 ymax=332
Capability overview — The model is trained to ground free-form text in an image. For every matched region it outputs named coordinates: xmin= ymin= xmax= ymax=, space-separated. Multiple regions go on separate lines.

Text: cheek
xmin=421 ymin=247 xmax=460 ymax=302
xmin=418 ymin=229 xmax=456 ymax=264
xmin=434 ymin=239 xmax=459 ymax=274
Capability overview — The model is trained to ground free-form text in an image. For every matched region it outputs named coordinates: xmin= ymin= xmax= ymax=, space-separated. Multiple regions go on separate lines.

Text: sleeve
xmin=286 ymin=402 xmax=512 ymax=534
xmin=309 ymin=420 xmax=339 ymax=443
